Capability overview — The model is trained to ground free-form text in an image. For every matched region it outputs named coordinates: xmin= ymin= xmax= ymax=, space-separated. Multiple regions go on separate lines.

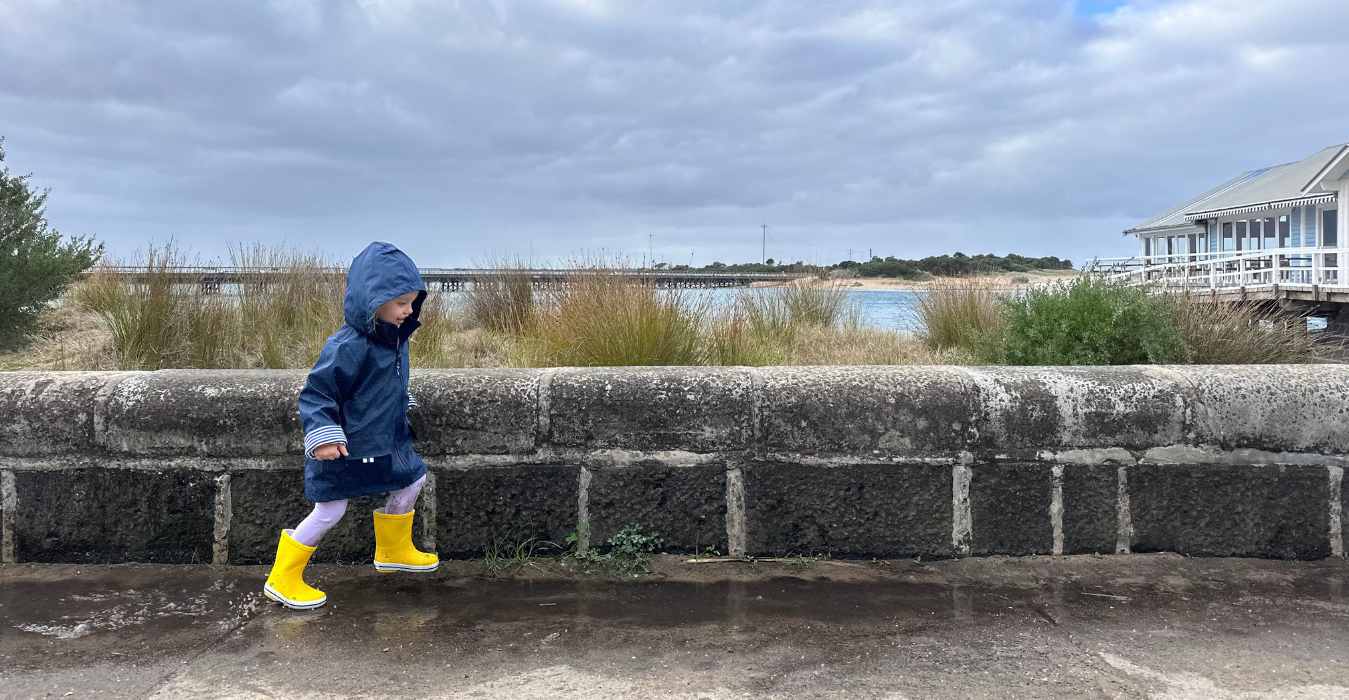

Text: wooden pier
xmin=1089 ymin=247 xmax=1349 ymax=332
xmin=84 ymin=267 xmax=811 ymax=293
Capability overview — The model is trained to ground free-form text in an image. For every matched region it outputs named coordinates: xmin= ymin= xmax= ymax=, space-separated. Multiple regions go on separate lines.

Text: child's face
xmin=376 ymin=291 xmax=419 ymax=327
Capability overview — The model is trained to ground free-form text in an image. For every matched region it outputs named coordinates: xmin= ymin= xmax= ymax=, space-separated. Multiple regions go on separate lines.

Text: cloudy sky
xmin=2 ymin=0 xmax=1347 ymax=268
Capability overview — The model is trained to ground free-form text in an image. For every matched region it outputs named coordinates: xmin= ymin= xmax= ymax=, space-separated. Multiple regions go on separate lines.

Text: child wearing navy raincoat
xmin=263 ymin=241 xmax=439 ymax=610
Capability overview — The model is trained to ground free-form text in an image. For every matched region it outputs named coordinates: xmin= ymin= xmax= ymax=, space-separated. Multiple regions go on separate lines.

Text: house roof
xmin=1125 ymin=143 xmax=1347 ymax=235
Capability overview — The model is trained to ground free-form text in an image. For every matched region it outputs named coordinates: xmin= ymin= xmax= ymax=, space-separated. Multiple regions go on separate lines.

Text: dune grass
xmin=917 ymin=275 xmax=1339 ymax=365
xmin=916 ymin=278 xmax=1006 ymax=355
xmin=1167 ymin=295 xmax=1337 ymax=364
xmin=462 ymin=260 xmax=536 ymax=334
xmin=13 ymin=248 xmax=1336 ymax=371
xmin=515 ymin=265 xmax=705 ymax=367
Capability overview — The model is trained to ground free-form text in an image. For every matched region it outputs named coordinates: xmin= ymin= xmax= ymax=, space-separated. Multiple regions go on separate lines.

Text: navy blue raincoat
xmin=298 ymin=242 xmax=428 ymax=503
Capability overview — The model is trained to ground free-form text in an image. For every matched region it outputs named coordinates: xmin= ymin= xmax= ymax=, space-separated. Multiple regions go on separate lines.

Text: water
xmin=442 ymin=287 xmax=926 ymax=332
xmin=683 ymin=287 xmax=925 ymax=331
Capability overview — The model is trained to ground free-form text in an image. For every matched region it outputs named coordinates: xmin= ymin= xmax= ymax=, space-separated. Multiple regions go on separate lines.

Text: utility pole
xmin=761 ymin=224 xmax=767 ymax=265
xmin=649 ymin=233 xmax=654 ymax=269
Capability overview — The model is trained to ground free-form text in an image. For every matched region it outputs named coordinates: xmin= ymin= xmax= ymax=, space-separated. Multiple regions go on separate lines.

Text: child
xmin=263 ymin=241 xmax=439 ymax=610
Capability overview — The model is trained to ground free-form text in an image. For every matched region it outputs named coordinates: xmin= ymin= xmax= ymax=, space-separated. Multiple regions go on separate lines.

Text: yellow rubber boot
xmin=373 ymin=509 xmax=440 ymax=573
xmin=262 ymin=530 xmax=327 ymax=610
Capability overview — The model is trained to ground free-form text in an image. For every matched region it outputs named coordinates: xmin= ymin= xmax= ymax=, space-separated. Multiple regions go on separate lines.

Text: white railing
xmin=1087 ymin=247 xmax=1346 ymax=290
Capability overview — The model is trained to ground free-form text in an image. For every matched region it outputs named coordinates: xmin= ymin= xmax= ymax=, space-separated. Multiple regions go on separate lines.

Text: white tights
xmin=290 ymin=475 xmax=427 ymax=547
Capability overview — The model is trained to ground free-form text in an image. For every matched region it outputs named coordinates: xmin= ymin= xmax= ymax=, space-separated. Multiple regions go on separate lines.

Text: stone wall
xmin=1 ymin=367 xmax=1345 ymax=564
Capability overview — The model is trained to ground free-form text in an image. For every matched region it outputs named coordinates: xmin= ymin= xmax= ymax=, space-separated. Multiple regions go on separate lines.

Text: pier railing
xmin=1088 ymin=247 xmax=1346 ymax=291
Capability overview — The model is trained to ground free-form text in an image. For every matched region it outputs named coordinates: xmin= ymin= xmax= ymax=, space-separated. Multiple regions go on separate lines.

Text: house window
xmin=1307 ymin=206 xmax=1319 ymax=245
xmin=1263 ymin=217 xmax=1276 ymax=249
xmin=1144 ymin=237 xmax=1152 ymax=257
xmin=1236 ymin=221 xmax=1247 ymax=251
xmin=1222 ymin=222 xmax=1233 ymax=252
xmin=1278 ymin=215 xmax=1290 ymax=248
xmin=1325 ymin=209 xmax=1338 ymax=247
xmin=1208 ymin=220 xmax=1217 ymax=252
xmin=1291 ymin=207 xmax=1302 ymax=247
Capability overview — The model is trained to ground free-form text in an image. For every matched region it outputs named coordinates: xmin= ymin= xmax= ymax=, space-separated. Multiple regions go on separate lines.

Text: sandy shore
xmin=752 ymin=270 xmax=1079 ymax=291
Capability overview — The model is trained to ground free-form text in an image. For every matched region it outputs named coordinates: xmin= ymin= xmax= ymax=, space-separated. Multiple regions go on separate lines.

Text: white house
xmin=1123 ymin=143 xmax=1349 ymax=285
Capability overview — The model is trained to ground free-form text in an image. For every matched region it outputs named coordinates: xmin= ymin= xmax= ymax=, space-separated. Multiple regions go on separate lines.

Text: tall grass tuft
xmin=703 ymin=313 xmax=785 ymax=366
xmin=463 ymin=259 xmax=536 ymax=333
xmin=74 ymin=243 xmax=353 ymax=370
xmin=780 ymin=281 xmax=850 ymax=328
xmin=76 ymin=243 xmax=185 ymax=370
xmin=917 ymin=279 xmax=1006 ymax=355
xmin=408 ymin=291 xmax=459 ymax=367
xmin=1168 ymin=296 xmax=1335 ymax=364
xmin=518 ymin=265 xmax=705 ymax=367
xmin=230 ymin=244 xmax=345 ymax=368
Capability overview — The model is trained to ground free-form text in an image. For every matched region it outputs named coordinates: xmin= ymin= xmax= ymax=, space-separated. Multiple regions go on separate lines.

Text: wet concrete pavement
xmin=3 ymin=554 xmax=1349 ymax=699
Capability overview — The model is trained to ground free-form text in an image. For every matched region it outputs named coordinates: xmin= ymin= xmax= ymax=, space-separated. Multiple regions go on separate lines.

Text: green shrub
xmin=990 ymin=276 xmax=1184 ymax=365
xmin=0 ymin=139 xmax=103 ymax=349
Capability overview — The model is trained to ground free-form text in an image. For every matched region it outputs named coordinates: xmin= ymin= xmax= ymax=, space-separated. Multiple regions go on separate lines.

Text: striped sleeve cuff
xmin=304 ymin=425 xmax=347 ymax=458
xmin=407 ymin=393 xmax=419 ymax=409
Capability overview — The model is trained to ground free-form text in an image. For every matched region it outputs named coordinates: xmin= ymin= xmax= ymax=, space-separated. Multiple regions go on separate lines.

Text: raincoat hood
xmin=343 ymin=242 xmax=427 ymax=343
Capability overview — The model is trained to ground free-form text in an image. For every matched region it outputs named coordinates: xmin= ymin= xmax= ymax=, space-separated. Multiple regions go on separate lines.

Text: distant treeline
xmin=662 ymin=252 xmax=1073 ymax=279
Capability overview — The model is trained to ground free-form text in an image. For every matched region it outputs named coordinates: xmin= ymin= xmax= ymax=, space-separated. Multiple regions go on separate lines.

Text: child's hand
xmin=313 ymin=443 xmax=349 ymax=460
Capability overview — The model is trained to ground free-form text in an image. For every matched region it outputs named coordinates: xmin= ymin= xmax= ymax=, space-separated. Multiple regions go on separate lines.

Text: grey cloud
xmin=2 ymin=0 xmax=1347 ymax=266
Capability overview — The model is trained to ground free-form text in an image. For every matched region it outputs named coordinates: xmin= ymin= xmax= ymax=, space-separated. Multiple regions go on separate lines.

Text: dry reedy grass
xmin=0 ymin=307 xmax=118 ymax=371
xmin=516 ymin=265 xmax=705 ymax=367
xmin=462 ymin=258 xmax=536 ymax=334
xmin=63 ymin=242 xmax=463 ymax=370
xmin=1168 ymin=295 xmax=1339 ymax=364
xmin=917 ymin=278 xmax=1008 ymax=353
xmin=3 ymin=267 xmax=994 ymax=370
xmin=18 ymin=249 xmax=1332 ymax=371
xmin=775 ymin=324 xmax=974 ymax=365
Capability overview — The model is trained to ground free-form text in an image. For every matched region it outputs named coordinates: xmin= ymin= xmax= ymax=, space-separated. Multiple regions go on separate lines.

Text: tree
xmin=0 ymin=139 xmax=104 ymax=349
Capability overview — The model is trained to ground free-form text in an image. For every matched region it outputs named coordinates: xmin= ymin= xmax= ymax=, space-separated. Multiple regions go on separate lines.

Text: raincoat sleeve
xmin=299 ymin=341 xmax=351 ymax=458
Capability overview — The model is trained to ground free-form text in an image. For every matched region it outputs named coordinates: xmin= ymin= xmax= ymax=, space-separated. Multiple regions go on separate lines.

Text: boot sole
xmin=373 ymin=560 xmax=440 ymax=573
xmin=263 ymin=584 xmax=327 ymax=610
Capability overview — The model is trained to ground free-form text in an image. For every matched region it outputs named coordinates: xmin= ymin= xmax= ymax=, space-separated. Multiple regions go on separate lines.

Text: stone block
xmin=757 ymin=366 xmax=977 ymax=457
xmin=15 ymin=468 xmax=214 ymax=563
xmin=1129 ymin=464 xmax=1329 ymax=559
xmin=1180 ymin=366 xmax=1349 ymax=454
xmin=969 ymin=463 xmax=1053 ymax=555
xmin=964 ymin=367 xmax=1186 ymax=452
xmin=1061 ymin=464 xmax=1119 ymax=554
xmin=0 ymin=372 xmax=113 ymax=456
xmin=547 ymin=368 xmax=751 ymax=452
xmin=435 ymin=465 xmax=579 ymax=557
xmin=99 ymin=370 xmax=306 ymax=457
xmin=587 ymin=464 xmax=725 ymax=552
xmin=743 ymin=462 xmax=952 ymax=557
xmin=410 ymin=369 xmax=537 ymax=455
